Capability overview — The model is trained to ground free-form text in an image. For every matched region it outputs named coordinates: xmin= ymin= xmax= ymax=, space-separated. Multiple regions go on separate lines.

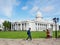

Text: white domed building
xmin=11 ymin=11 xmax=59 ymax=31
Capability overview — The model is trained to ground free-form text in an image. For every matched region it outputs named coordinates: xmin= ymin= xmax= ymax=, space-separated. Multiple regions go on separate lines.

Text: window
xmin=38 ymin=23 xmax=39 ymax=26
xmin=18 ymin=24 xmax=20 ymax=26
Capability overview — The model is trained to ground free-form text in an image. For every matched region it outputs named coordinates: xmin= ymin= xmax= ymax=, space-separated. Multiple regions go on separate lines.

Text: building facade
xmin=11 ymin=11 xmax=59 ymax=31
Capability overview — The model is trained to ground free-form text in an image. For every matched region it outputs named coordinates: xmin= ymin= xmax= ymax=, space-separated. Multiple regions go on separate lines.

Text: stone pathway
xmin=0 ymin=38 xmax=60 ymax=45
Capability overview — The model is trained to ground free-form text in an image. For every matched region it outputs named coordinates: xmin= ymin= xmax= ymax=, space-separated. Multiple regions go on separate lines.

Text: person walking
xmin=26 ymin=28 xmax=32 ymax=40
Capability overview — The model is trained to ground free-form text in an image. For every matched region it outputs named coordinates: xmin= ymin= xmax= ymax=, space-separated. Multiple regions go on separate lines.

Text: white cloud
xmin=15 ymin=1 xmax=21 ymax=6
xmin=30 ymin=6 xmax=40 ymax=15
xmin=23 ymin=0 xmax=55 ymax=16
xmin=42 ymin=6 xmax=54 ymax=12
xmin=22 ymin=6 xmax=28 ymax=10
xmin=30 ymin=6 xmax=39 ymax=12
xmin=54 ymin=11 xmax=60 ymax=15
xmin=0 ymin=18 xmax=11 ymax=24
xmin=0 ymin=0 xmax=20 ymax=17
xmin=2 ymin=6 xmax=12 ymax=17
xmin=0 ymin=19 xmax=5 ymax=24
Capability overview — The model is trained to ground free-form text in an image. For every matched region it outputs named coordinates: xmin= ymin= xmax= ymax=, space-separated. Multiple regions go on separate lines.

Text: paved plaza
xmin=0 ymin=38 xmax=60 ymax=45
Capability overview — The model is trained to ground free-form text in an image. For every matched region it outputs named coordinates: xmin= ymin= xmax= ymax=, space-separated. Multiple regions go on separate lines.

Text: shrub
xmin=0 ymin=29 xmax=2 ymax=31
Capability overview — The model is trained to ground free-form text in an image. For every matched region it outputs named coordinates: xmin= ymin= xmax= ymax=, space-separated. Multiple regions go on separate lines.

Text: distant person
xmin=26 ymin=28 xmax=32 ymax=40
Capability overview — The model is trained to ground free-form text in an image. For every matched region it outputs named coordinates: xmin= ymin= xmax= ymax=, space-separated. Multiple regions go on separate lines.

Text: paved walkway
xmin=0 ymin=38 xmax=60 ymax=45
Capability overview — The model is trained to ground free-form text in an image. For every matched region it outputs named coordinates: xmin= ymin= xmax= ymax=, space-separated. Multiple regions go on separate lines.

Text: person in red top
xmin=46 ymin=29 xmax=50 ymax=38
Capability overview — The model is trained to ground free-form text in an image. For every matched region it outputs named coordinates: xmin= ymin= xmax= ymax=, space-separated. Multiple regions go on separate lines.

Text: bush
xmin=58 ymin=35 xmax=60 ymax=38
xmin=8 ymin=30 xmax=11 ymax=31
xmin=14 ymin=30 xmax=16 ymax=31
xmin=43 ymin=30 xmax=46 ymax=32
xmin=0 ymin=29 xmax=2 ymax=31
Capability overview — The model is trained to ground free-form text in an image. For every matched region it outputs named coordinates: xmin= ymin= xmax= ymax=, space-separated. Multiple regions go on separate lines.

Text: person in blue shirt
xmin=26 ymin=28 xmax=32 ymax=40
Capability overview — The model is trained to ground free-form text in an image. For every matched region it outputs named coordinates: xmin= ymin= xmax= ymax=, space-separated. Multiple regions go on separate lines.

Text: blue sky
xmin=0 ymin=0 xmax=60 ymax=24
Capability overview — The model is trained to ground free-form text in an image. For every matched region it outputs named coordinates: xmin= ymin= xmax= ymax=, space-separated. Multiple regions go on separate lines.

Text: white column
xmin=40 ymin=23 xmax=41 ymax=30
xmin=39 ymin=24 xmax=41 ymax=30
xmin=46 ymin=24 xmax=49 ymax=30
xmin=36 ymin=23 xmax=37 ymax=31
xmin=53 ymin=24 xmax=55 ymax=31
xmin=17 ymin=23 xmax=19 ymax=30
xmin=57 ymin=24 xmax=59 ymax=30
xmin=19 ymin=24 xmax=21 ymax=30
xmin=26 ymin=23 xmax=28 ymax=30
xmin=12 ymin=24 xmax=14 ymax=30
xmin=38 ymin=23 xmax=39 ymax=30
xmin=20 ymin=23 xmax=22 ymax=30
xmin=37 ymin=23 xmax=38 ymax=31
xmin=16 ymin=23 xmax=19 ymax=30
xmin=39 ymin=24 xmax=40 ymax=30
xmin=25 ymin=23 xmax=26 ymax=30
xmin=24 ymin=23 xmax=25 ymax=30
xmin=16 ymin=23 xmax=17 ymax=30
xmin=15 ymin=24 xmax=16 ymax=30
xmin=40 ymin=24 xmax=42 ymax=31
xmin=16 ymin=23 xmax=18 ymax=30
xmin=15 ymin=23 xmax=17 ymax=30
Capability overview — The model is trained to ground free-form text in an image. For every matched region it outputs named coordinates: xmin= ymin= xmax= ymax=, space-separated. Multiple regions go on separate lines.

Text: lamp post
xmin=53 ymin=17 xmax=59 ymax=38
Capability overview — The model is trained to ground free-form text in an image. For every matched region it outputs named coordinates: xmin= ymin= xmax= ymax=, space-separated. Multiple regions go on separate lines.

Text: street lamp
xmin=53 ymin=17 xmax=59 ymax=38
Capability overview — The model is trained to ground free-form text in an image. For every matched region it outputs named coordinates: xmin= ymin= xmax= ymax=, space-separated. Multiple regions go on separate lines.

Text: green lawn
xmin=0 ymin=31 xmax=60 ymax=39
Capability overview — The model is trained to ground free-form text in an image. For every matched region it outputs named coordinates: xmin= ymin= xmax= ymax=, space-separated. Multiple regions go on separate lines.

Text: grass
xmin=0 ymin=31 xmax=60 ymax=39
xmin=0 ymin=31 xmax=27 ymax=39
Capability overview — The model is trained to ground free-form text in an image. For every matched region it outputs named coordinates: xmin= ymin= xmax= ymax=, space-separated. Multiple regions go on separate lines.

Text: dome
xmin=36 ymin=11 xmax=42 ymax=18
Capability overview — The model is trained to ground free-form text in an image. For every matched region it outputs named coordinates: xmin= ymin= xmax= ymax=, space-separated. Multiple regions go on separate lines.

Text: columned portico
xmin=11 ymin=21 xmax=59 ymax=31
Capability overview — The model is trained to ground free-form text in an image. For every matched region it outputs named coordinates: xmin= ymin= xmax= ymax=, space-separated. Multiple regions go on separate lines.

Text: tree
xmin=3 ymin=21 xmax=11 ymax=31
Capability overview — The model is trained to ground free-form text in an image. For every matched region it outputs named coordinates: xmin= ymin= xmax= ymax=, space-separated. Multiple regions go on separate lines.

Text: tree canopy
xmin=3 ymin=21 xmax=11 ymax=31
